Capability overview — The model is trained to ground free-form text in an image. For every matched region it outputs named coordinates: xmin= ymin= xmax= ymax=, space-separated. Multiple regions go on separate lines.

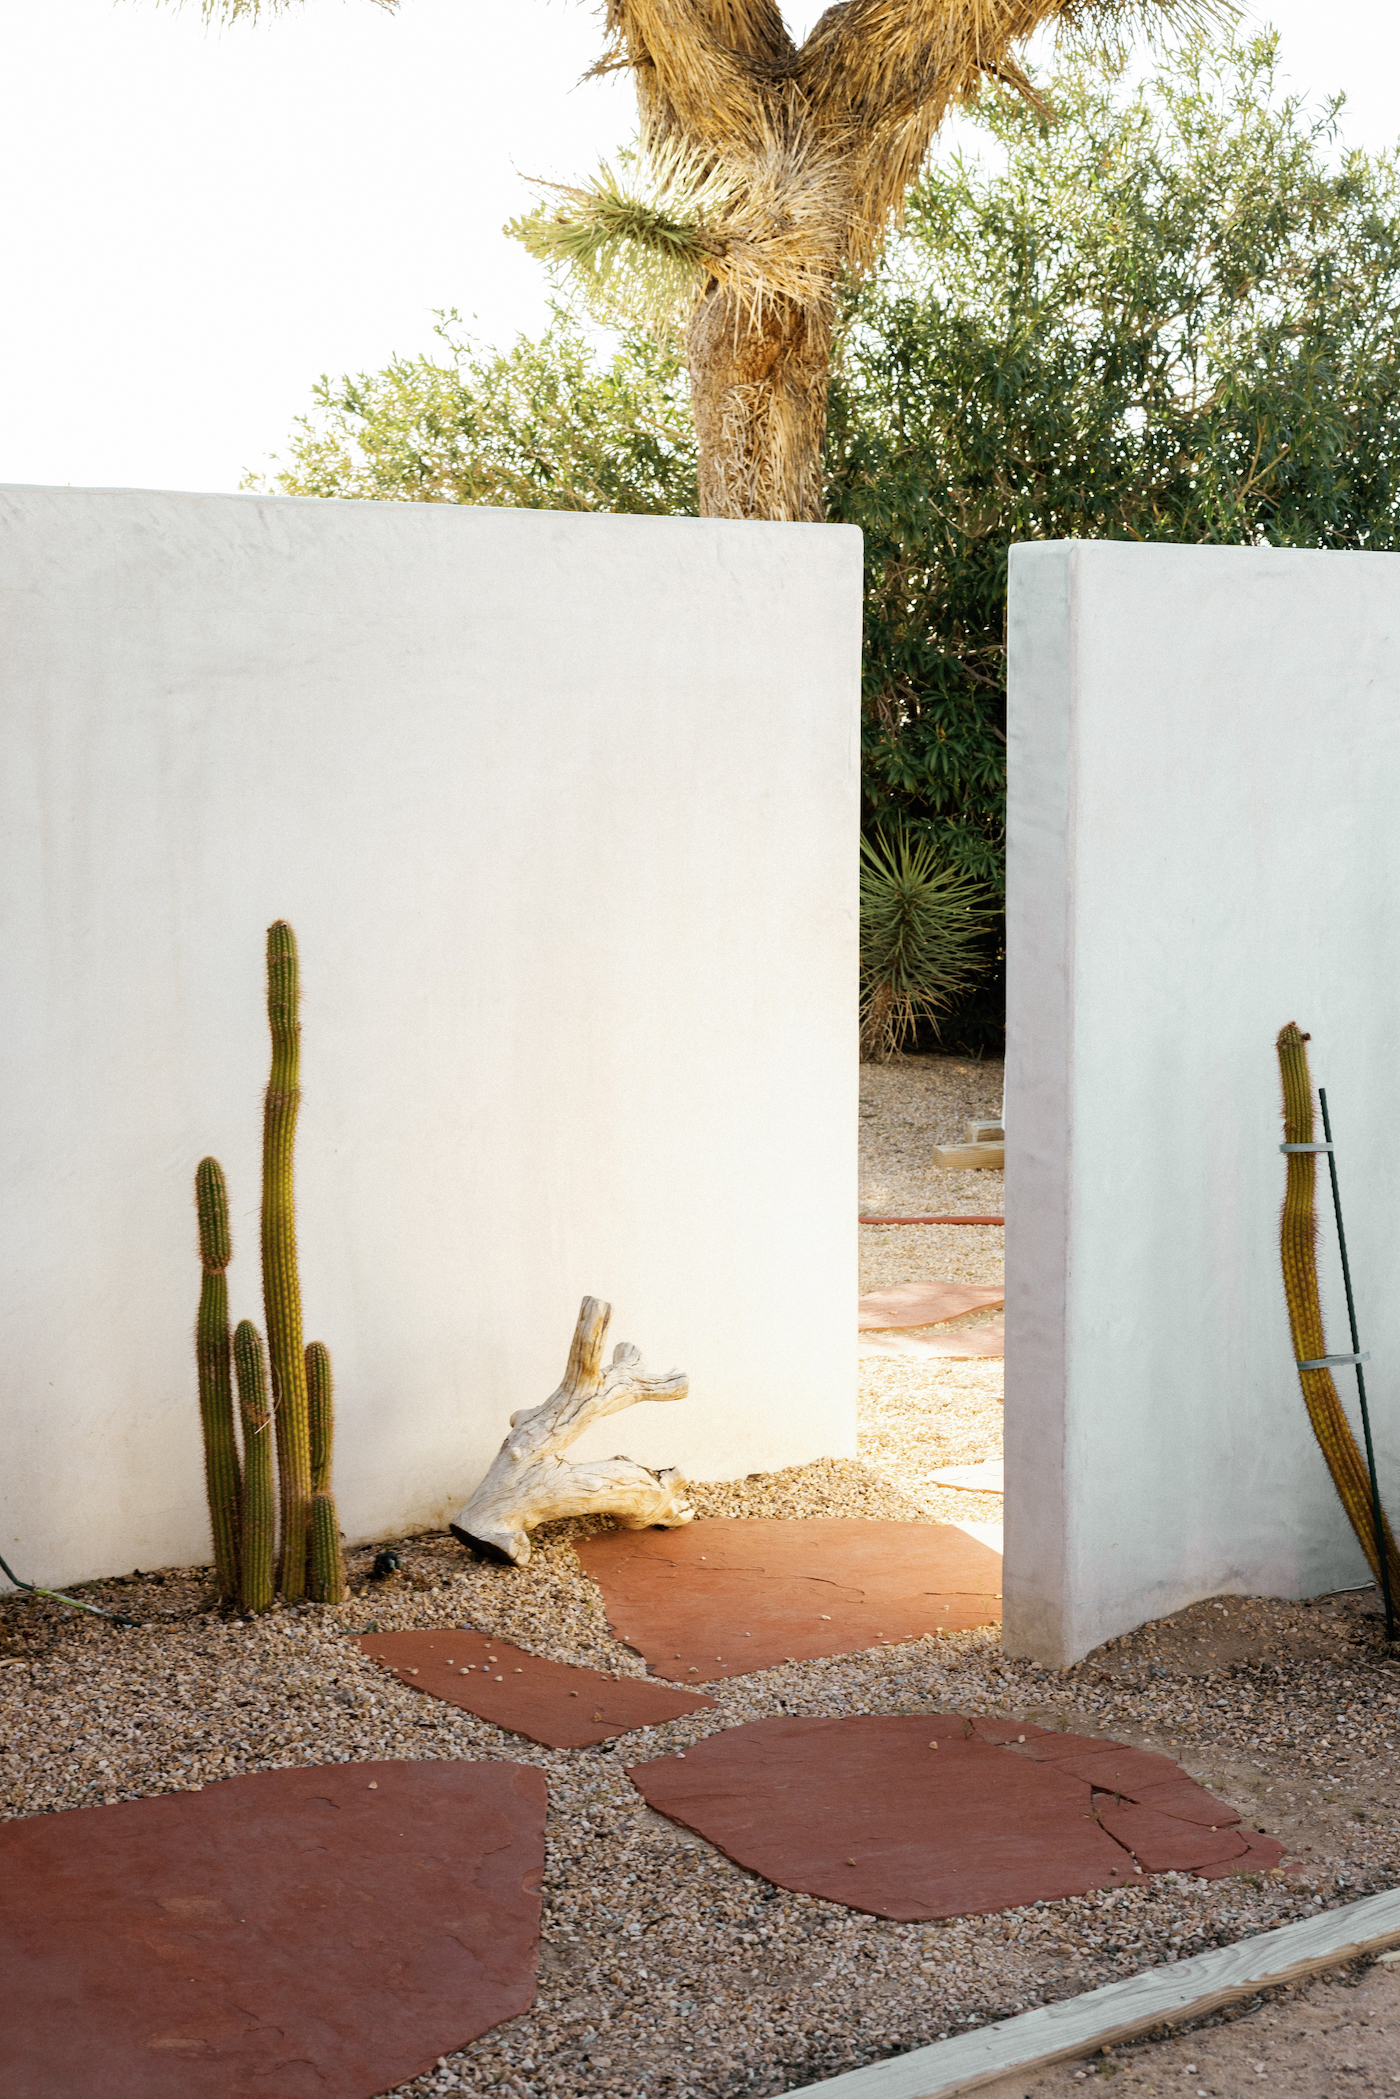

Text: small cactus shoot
xmin=234 ymin=1321 xmax=276 ymax=1616
xmin=262 ymin=921 xmax=313 ymax=1601
xmin=194 ymin=1157 xmax=241 ymax=1603
xmin=306 ymin=1341 xmax=334 ymax=1496
xmin=310 ymin=1488 xmax=347 ymax=1605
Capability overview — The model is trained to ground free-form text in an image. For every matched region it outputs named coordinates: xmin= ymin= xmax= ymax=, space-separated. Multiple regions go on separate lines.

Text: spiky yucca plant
xmin=170 ymin=0 xmax=1204 ymax=521
xmin=859 ymin=830 xmax=991 ymax=1060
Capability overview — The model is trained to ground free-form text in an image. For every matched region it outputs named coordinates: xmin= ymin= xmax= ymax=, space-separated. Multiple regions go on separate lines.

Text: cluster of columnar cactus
xmin=194 ymin=923 xmax=346 ymax=1612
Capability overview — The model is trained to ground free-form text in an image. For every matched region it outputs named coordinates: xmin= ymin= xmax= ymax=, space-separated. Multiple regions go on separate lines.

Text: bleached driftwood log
xmin=451 ymin=1296 xmax=692 ymax=1567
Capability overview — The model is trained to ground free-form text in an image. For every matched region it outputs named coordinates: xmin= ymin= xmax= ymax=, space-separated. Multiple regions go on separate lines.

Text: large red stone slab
xmin=576 ymin=1518 xmax=1003 ymax=1681
xmin=858 ymin=1281 xmax=1005 ymax=1330
xmin=0 ymin=1759 xmax=545 ymax=2099
xmin=1093 ymin=1799 xmax=1250 ymax=1873
xmin=627 ymin=1715 xmax=1146 ymax=1919
xmin=357 ymin=1628 xmax=713 ymax=1746
xmin=628 ymin=1715 xmax=1274 ymax=1919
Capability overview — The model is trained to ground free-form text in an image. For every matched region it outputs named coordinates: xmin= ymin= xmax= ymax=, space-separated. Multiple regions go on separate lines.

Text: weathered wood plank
xmin=787 ymin=1887 xmax=1400 ymax=2098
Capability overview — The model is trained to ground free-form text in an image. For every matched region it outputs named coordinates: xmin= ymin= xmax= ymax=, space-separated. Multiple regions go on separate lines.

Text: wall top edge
xmin=0 ymin=482 xmax=863 ymax=544
xmin=1008 ymin=537 xmax=1400 ymax=569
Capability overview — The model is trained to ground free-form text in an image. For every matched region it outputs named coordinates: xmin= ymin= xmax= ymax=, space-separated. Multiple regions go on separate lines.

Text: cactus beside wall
xmin=192 ymin=922 xmax=343 ymax=1613
xmin=1277 ymin=1023 xmax=1400 ymax=1594
xmin=234 ymin=1320 xmax=277 ymax=1615
xmin=262 ymin=921 xmax=314 ymax=1602
xmin=195 ymin=1157 xmax=241 ymax=1604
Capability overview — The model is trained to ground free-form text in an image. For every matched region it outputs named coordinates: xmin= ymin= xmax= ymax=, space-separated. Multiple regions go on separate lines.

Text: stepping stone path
xmin=628 ymin=1714 xmax=1284 ymax=1921
xmin=859 ymin=1319 xmax=1005 ymax=1358
xmin=858 ymin=1278 xmax=1006 ymax=1355
xmin=857 ymin=1280 xmax=1005 ymax=1330
xmin=0 ymin=1759 xmax=546 ymax=2099
xmin=356 ymin=1627 xmax=714 ymax=1746
xmin=575 ymin=1517 xmax=1003 ymax=1680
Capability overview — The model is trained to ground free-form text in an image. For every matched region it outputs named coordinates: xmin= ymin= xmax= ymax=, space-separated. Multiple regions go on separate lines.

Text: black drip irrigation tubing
xmin=0 ymin=1552 xmax=140 ymax=1629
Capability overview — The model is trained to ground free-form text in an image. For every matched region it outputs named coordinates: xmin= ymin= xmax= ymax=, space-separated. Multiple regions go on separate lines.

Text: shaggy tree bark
xmin=593 ymin=0 xmax=1125 ymax=520
xmin=687 ymin=285 xmax=832 ymax=520
xmin=451 ymin=1296 xmax=692 ymax=1568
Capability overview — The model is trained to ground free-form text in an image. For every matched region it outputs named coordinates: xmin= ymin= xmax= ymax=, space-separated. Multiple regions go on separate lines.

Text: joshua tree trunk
xmin=185 ymin=1 xmax=1169 ymax=528
xmin=687 ymin=285 xmax=833 ymax=521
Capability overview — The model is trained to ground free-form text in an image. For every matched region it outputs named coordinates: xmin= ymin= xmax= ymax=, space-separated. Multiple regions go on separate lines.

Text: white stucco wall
xmin=0 ymin=487 xmax=861 ymax=1593
xmin=1004 ymin=539 xmax=1400 ymax=1665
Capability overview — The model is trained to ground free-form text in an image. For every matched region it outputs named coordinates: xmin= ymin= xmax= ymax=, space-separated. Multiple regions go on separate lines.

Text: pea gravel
xmin=3 ymin=1053 xmax=1396 ymax=2099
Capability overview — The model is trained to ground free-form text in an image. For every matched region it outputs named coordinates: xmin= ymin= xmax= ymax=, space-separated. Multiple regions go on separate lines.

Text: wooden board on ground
xmin=928 ymin=1462 xmax=1004 ymax=1494
xmin=780 ymin=1887 xmax=1400 ymax=2098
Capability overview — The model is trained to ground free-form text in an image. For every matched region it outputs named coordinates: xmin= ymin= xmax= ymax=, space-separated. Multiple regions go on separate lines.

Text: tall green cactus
xmin=195 ymin=1157 xmax=241 ymax=1604
xmin=262 ymin=921 xmax=313 ymax=1602
xmin=234 ymin=1320 xmax=277 ymax=1615
xmin=1277 ymin=1023 xmax=1400 ymax=1594
xmin=310 ymin=1489 xmax=347 ymax=1605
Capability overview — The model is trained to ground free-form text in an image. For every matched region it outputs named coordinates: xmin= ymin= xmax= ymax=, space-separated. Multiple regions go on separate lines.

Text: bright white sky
xmin=4 ymin=0 xmax=1399 ymax=494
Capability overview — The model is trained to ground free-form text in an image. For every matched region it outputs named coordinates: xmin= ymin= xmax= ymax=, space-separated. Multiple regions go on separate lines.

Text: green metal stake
xmin=1318 ymin=1086 xmax=1396 ymax=1641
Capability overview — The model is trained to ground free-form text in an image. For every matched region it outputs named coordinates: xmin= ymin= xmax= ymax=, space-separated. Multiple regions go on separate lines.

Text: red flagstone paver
xmin=857 ymin=1280 xmax=1005 ymax=1330
xmin=627 ymin=1714 xmax=1282 ymax=1920
xmin=357 ymin=1627 xmax=713 ymax=1746
xmin=1195 ymin=1829 xmax=1287 ymax=1877
xmin=0 ymin=1759 xmax=545 ymax=2099
xmin=575 ymin=1518 xmax=1003 ymax=1681
xmin=1093 ymin=1799 xmax=1250 ymax=1873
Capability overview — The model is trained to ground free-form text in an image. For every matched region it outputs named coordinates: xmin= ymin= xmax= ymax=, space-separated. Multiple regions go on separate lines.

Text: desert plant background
xmin=256 ymin=32 xmax=1400 ymax=1049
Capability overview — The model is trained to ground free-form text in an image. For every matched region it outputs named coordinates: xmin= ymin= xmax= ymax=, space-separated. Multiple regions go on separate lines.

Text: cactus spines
xmin=310 ymin=1488 xmax=347 ymax=1605
xmin=1277 ymin=1023 xmax=1400 ymax=1594
xmin=234 ymin=1321 xmax=277 ymax=1616
xmin=262 ymin=920 xmax=313 ymax=1602
xmin=306 ymin=1341 xmax=334 ymax=1496
xmin=195 ymin=1157 xmax=241 ymax=1604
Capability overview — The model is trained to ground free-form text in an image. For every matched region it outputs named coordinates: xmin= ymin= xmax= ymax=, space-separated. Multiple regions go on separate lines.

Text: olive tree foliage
xmin=256 ymin=312 xmax=697 ymax=516
xmin=834 ymin=30 xmax=1400 ymax=889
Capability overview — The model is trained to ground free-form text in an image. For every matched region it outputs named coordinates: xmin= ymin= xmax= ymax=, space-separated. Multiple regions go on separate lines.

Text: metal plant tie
xmin=1318 ymin=1087 xmax=1395 ymax=1641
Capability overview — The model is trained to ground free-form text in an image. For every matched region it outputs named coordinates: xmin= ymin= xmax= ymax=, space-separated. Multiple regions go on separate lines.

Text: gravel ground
xmin=4 ymin=1054 xmax=1397 ymax=2099
xmin=859 ymin=1056 xmax=1006 ymax=1530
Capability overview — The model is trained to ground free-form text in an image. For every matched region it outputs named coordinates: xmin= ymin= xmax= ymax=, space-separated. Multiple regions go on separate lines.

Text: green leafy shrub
xmin=253 ymin=310 xmax=696 ymax=517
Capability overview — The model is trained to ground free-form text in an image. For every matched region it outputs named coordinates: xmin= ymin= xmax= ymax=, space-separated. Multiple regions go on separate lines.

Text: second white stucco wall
xmin=1003 ymin=539 xmax=1400 ymax=1665
xmin=0 ymin=487 xmax=861 ymax=1592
